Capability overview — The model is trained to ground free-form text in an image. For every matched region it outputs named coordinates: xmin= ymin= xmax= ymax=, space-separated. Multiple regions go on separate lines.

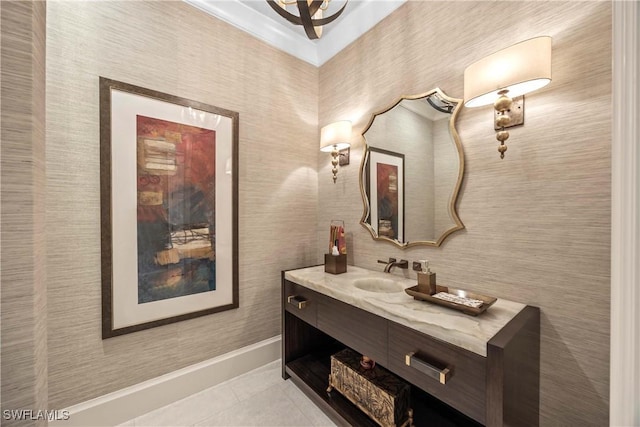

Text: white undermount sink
xmin=352 ymin=278 xmax=405 ymax=293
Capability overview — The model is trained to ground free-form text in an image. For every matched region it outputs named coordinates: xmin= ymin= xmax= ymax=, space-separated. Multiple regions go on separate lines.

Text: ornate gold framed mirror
xmin=359 ymin=88 xmax=464 ymax=248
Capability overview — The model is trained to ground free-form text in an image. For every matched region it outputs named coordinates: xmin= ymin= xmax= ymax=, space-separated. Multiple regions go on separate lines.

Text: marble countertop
xmin=284 ymin=265 xmax=526 ymax=357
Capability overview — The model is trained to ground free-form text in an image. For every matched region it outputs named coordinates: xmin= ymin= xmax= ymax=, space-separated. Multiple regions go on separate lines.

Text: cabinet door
xmin=388 ymin=322 xmax=487 ymax=425
xmin=317 ymin=296 xmax=388 ymax=366
xmin=284 ymin=281 xmax=319 ymax=327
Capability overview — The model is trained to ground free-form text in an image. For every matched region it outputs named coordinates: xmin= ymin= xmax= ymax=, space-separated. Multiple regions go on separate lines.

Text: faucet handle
xmin=397 ymin=259 xmax=409 ymax=269
xmin=412 ymin=261 xmax=422 ymax=271
xmin=377 ymin=258 xmax=396 ymax=264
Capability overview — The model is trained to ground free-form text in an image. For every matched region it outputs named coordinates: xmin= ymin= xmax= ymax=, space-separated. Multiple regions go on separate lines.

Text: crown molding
xmin=183 ymin=0 xmax=406 ymax=67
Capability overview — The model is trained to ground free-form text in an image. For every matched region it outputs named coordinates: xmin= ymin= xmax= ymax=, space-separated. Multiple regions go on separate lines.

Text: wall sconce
xmin=320 ymin=120 xmax=351 ymax=183
xmin=464 ymin=36 xmax=552 ymax=159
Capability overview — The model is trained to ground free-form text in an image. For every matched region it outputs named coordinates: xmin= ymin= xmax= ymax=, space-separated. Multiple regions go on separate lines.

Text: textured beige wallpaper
xmin=46 ymin=1 xmax=318 ymax=408
xmin=1 ymin=1 xmax=48 ymax=426
xmin=319 ymin=2 xmax=611 ymax=425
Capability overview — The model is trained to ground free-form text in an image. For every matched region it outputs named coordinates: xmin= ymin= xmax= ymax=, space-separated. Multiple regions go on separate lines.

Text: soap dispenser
xmin=417 ymin=260 xmax=437 ymax=295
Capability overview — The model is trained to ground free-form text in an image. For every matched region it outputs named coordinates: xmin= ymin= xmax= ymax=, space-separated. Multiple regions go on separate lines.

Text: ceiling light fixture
xmin=266 ymin=0 xmax=348 ymax=40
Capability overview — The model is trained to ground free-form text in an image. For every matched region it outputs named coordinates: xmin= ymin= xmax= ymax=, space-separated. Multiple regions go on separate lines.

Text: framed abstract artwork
xmin=100 ymin=77 xmax=238 ymax=338
xmin=366 ymin=147 xmax=405 ymax=242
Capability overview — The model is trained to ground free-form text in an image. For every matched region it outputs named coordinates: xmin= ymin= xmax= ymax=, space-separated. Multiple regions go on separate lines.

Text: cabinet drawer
xmin=284 ymin=281 xmax=318 ymax=326
xmin=317 ymin=296 xmax=388 ymax=366
xmin=388 ymin=322 xmax=486 ymax=424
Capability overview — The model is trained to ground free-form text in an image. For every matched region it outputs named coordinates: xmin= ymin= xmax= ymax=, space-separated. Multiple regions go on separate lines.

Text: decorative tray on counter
xmin=405 ymin=285 xmax=497 ymax=316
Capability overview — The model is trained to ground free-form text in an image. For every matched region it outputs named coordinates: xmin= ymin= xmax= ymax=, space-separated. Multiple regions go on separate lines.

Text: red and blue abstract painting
xmin=136 ymin=115 xmax=216 ymax=304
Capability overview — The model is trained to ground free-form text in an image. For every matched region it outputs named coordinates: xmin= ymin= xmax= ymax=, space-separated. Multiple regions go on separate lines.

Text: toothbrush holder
xmin=324 ymin=253 xmax=347 ymax=274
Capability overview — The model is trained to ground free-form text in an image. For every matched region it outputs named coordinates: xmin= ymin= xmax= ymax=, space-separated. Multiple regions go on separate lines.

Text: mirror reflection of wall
xmin=360 ymin=89 xmax=464 ymax=248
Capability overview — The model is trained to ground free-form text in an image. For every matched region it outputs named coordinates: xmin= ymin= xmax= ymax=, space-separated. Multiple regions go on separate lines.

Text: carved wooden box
xmin=328 ymin=348 xmax=413 ymax=427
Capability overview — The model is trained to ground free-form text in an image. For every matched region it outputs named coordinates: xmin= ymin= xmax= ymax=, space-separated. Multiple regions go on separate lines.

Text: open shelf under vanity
xmin=285 ymin=343 xmax=483 ymax=427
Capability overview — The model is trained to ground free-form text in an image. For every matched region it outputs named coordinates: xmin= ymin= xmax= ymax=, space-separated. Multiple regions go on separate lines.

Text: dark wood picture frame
xmin=100 ymin=77 xmax=239 ymax=338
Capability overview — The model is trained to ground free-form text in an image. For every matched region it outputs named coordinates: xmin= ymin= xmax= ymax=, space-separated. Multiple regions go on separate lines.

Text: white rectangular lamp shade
xmin=464 ymin=36 xmax=552 ymax=108
xmin=320 ymin=120 xmax=351 ymax=152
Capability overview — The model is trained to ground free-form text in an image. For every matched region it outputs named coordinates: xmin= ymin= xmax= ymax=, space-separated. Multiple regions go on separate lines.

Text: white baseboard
xmin=49 ymin=336 xmax=281 ymax=427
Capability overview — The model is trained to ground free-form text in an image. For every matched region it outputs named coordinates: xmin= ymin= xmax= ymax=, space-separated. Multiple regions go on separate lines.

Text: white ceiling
xmin=183 ymin=0 xmax=406 ymax=66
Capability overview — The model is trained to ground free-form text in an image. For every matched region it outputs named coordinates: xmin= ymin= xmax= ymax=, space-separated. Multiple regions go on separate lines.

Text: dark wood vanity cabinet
xmin=388 ymin=322 xmax=487 ymax=423
xmin=317 ymin=296 xmax=389 ymax=366
xmin=283 ymin=281 xmax=319 ymax=326
xmin=282 ymin=274 xmax=540 ymax=427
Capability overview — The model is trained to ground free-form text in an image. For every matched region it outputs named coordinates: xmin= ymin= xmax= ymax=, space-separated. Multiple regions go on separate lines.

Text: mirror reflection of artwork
xmin=361 ymin=88 xmax=464 ymax=248
xmin=368 ymin=149 xmax=404 ymax=241
xmin=136 ymin=115 xmax=216 ymax=303
xmin=377 ymin=162 xmax=398 ymax=238
xmin=377 ymin=165 xmax=397 ymax=238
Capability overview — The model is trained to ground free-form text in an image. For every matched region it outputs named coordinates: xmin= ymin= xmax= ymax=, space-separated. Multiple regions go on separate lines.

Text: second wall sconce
xmin=320 ymin=120 xmax=352 ymax=183
xmin=464 ymin=36 xmax=552 ymax=159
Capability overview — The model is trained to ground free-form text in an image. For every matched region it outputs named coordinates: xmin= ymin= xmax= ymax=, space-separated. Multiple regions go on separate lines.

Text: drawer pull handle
xmin=405 ymin=352 xmax=451 ymax=385
xmin=287 ymin=295 xmax=308 ymax=309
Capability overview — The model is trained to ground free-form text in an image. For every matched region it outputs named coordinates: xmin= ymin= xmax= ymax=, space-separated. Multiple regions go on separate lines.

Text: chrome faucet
xmin=377 ymin=258 xmax=409 ymax=273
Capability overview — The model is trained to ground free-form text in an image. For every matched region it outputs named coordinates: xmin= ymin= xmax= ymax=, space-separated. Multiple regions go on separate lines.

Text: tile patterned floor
xmin=117 ymin=360 xmax=336 ymax=427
